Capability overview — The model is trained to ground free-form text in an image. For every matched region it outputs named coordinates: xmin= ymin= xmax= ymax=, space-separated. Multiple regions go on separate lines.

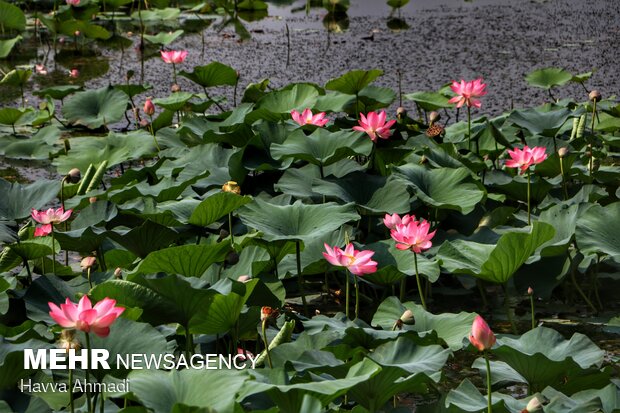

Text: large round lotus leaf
xmin=0 ymin=35 xmax=21 ymax=59
xmin=312 ymin=172 xmax=411 ymax=215
xmin=123 ymin=369 xmax=248 ymax=413
xmin=180 ymin=61 xmax=238 ymax=88
xmin=542 ymin=384 xmax=620 ymax=413
xmin=404 ymin=91 xmax=452 ymax=111
xmin=132 ymin=242 xmax=230 ymax=278
xmin=270 ymin=128 xmax=372 ymax=167
xmin=0 ymin=0 xmax=25 ymax=31
xmin=255 ymin=84 xmax=321 ymax=113
xmin=325 ymin=69 xmax=382 ymax=95
xmin=507 ymin=107 xmax=573 ymax=137
xmin=143 ymin=29 xmax=184 ymax=45
xmin=0 ymin=338 xmax=54 ymax=389
xmin=437 ymin=222 xmax=555 ymax=284
xmin=372 ymin=297 xmax=476 ymax=350
xmin=489 ymin=327 xmax=609 ymax=394
xmin=33 ymin=84 xmax=83 ymax=100
xmin=439 ymin=379 xmax=517 ymax=413
xmin=525 ymin=67 xmax=572 ymax=89
xmin=107 ymin=220 xmax=180 ymax=259
xmin=238 ymin=199 xmax=360 ymax=242
xmin=85 ymin=318 xmax=169 ymax=380
xmin=393 ymin=165 xmax=486 ymax=215
xmin=188 ymin=192 xmax=253 ymax=227
xmin=62 ymin=86 xmax=128 ymax=129
xmin=0 ymin=178 xmax=60 ymax=220
xmin=576 ymin=202 xmax=620 ymax=264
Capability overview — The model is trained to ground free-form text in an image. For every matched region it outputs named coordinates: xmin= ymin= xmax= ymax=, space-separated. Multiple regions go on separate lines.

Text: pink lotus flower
xmin=35 ymin=64 xmax=47 ymax=75
xmin=31 ymin=207 xmax=72 ymax=225
xmin=383 ymin=213 xmax=414 ymax=230
xmin=469 ymin=315 xmax=496 ymax=351
xmin=66 ymin=0 xmax=80 ymax=6
xmin=291 ymin=109 xmax=329 ymax=127
xmin=505 ymin=145 xmax=548 ymax=174
xmin=160 ymin=50 xmax=188 ymax=64
xmin=34 ymin=224 xmax=52 ymax=237
xmin=69 ymin=69 xmax=79 ymax=78
xmin=448 ymin=78 xmax=487 ymax=108
xmin=48 ymin=296 xmax=124 ymax=338
xmin=144 ymin=98 xmax=155 ymax=116
xmin=352 ymin=111 xmax=396 ymax=142
xmin=390 ymin=219 xmax=436 ymax=253
xmin=323 ymin=243 xmax=378 ymax=276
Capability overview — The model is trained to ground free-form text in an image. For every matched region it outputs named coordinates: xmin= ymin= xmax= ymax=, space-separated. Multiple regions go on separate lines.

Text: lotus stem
xmin=568 ymin=252 xmax=597 ymax=313
xmin=559 ymin=157 xmax=568 ymax=200
xmin=399 ymin=277 xmax=406 ymax=303
xmin=172 ymin=62 xmax=177 ymax=85
xmin=484 ymin=352 xmax=493 ymax=413
xmin=68 ymin=366 xmax=74 ymax=413
xmin=526 ymin=170 xmax=531 ymax=226
xmin=22 ymin=258 xmax=32 ymax=285
xmin=353 ymin=271 xmax=360 ymax=320
xmin=51 ymin=226 xmax=56 ymax=275
xmin=261 ymin=319 xmax=272 ymax=368
xmin=530 ymin=293 xmax=535 ymax=330
xmin=185 ymin=325 xmax=194 ymax=358
xmin=345 ymin=270 xmax=350 ymax=319
xmin=87 ymin=267 xmax=92 ymax=290
xmin=414 ymin=253 xmax=427 ymax=310
xmin=467 ymin=106 xmax=472 ymax=152
xmin=295 ymin=241 xmax=308 ymax=316
xmin=84 ymin=333 xmax=93 ymax=413
xmin=148 ymin=115 xmax=160 ymax=152
xmin=503 ymin=283 xmax=518 ymax=334
xmin=589 ymin=100 xmax=597 ymax=176
xmin=228 ymin=212 xmax=234 ymax=246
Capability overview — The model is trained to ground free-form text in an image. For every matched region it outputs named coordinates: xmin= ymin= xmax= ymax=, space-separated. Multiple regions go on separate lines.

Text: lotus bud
xmin=396 ymin=107 xmax=407 ymax=120
xmin=89 ymin=196 xmax=98 ymax=204
xmin=558 ymin=147 xmax=569 ymax=158
xmin=66 ymin=168 xmax=81 ymax=184
xmin=80 ymin=256 xmax=96 ymax=270
xmin=588 ymin=90 xmax=601 ymax=102
xmin=527 ymin=286 xmax=533 ymax=296
xmin=585 ymin=151 xmax=592 ymax=158
xmin=69 ymin=69 xmax=79 ymax=78
xmin=237 ymin=275 xmax=251 ymax=283
xmin=58 ymin=330 xmax=81 ymax=353
xmin=468 ymin=315 xmax=496 ymax=351
xmin=114 ymin=267 xmax=122 ymax=279
xmin=74 ymin=31 xmax=80 ymax=37
xmin=171 ymin=84 xmax=181 ymax=93
xmin=429 ymin=111 xmax=441 ymax=124
xmin=222 ymin=181 xmax=241 ymax=195
xmin=144 ymin=98 xmax=155 ymax=116
xmin=400 ymin=309 xmax=415 ymax=325
xmin=261 ymin=306 xmax=275 ymax=322
xmin=522 ymin=396 xmax=543 ymax=412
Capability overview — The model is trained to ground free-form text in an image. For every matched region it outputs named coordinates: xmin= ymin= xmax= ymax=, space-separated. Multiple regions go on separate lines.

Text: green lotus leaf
xmin=85 ymin=318 xmax=169 ymax=380
xmin=489 ymin=327 xmax=609 ymax=394
xmin=256 ymin=84 xmax=321 ymax=113
xmin=404 ymin=91 xmax=452 ymax=111
xmin=364 ymin=240 xmax=440 ymax=285
xmin=325 ymin=69 xmax=382 ymax=96
xmin=438 ymin=222 xmax=555 ymax=284
xmin=483 ymin=170 xmax=554 ymax=204
xmin=7 ymin=240 xmax=53 ymax=261
xmin=440 ymin=379 xmax=515 ymax=413
xmin=131 ymin=7 xmax=181 ymax=21
xmin=508 ymin=107 xmax=573 ymax=137
xmin=0 ymin=35 xmax=22 ymax=59
xmin=0 ymin=68 xmax=31 ymax=87
xmin=238 ymin=198 xmax=360 ymax=242
xmin=525 ymin=67 xmax=573 ymax=89
xmin=153 ymin=92 xmax=194 ymax=112
xmin=142 ymin=30 xmax=184 ymax=45
xmin=270 ymin=128 xmax=373 ymax=167
xmin=0 ymin=178 xmax=60 ymax=220
xmin=123 ymin=368 xmax=248 ymax=413
xmin=59 ymin=20 xmax=111 ymax=39
xmin=180 ymin=62 xmax=238 ymax=88
xmin=576 ymin=202 xmax=620 ymax=264
xmin=387 ymin=0 xmax=410 ymax=8
xmin=132 ymin=243 xmax=230 ymax=278
xmin=314 ymin=91 xmax=355 ymax=112
xmin=372 ymin=297 xmax=475 ymax=350
xmin=542 ymin=384 xmax=620 ymax=413
xmin=104 ymin=0 xmax=133 ymax=8
xmin=91 ymin=275 xmax=215 ymax=327
xmin=354 ymin=85 xmax=397 ymax=112
xmin=33 ymin=84 xmax=83 ymax=100
xmin=274 ymin=160 xmax=363 ymax=199
xmin=62 ymin=86 xmax=128 ymax=129
xmin=393 ymin=165 xmax=486 ymax=214
xmin=188 ymin=192 xmax=253 ymax=227
xmin=237 ymin=0 xmax=268 ymax=10
xmin=0 ymin=107 xmax=30 ymax=126
xmin=0 ymin=339 xmax=54 ymax=389
xmin=0 ymin=0 xmax=25 ymax=32
xmin=108 ymin=220 xmax=180 ymax=259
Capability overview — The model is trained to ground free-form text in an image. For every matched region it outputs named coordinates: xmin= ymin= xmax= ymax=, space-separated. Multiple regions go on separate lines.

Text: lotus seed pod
xmin=58 ymin=330 xmax=81 ymax=353
xmin=588 ymin=90 xmax=601 ymax=102
xmin=171 ymin=84 xmax=181 ymax=93
xmin=66 ymin=168 xmax=81 ymax=183
xmin=558 ymin=147 xmax=569 ymax=158
xmin=222 ymin=181 xmax=241 ymax=195
xmin=261 ymin=306 xmax=275 ymax=322
xmin=396 ymin=107 xmax=407 ymax=120
xmin=400 ymin=309 xmax=415 ymax=325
